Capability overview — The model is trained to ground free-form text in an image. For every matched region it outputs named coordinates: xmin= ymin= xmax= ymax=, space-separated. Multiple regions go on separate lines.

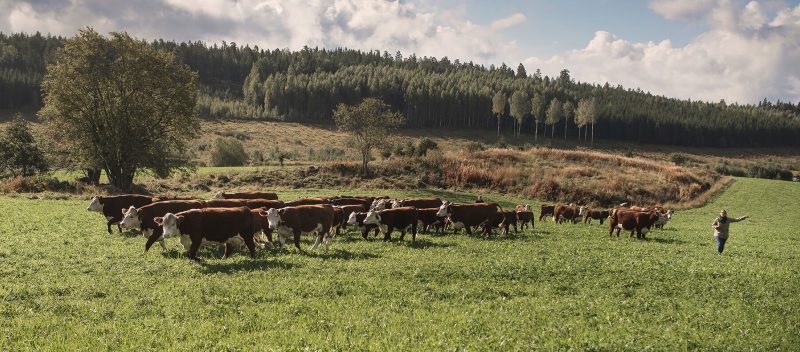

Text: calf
xmin=539 ymin=204 xmax=555 ymax=222
xmin=391 ymin=197 xmax=443 ymax=209
xmin=583 ymin=209 xmax=610 ymax=224
xmin=416 ymin=207 xmax=446 ymax=235
xmin=609 ymin=210 xmax=661 ymax=239
xmin=332 ymin=204 xmax=366 ymax=237
xmin=347 ymin=212 xmax=380 ymax=239
xmin=492 ymin=210 xmax=518 ymax=236
xmin=653 ymin=209 xmax=674 ymax=230
xmin=213 ymin=191 xmax=278 ymax=200
xmin=262 ymin=205 xmax=336 ymax=252
xmin=146 ymin=207 xmax=257 ymax=261
xmin=436 ymin=201 xmax=501 ymax=237
xmin=515 ymin=204 xmax=534 ymax=231
xmin=554 ymin=204 xmax=584 ymax=224
xmin=362 ymin=207 xmax=419 ymax=242
xmin=87 ymin=194 xmax=154 ymax=234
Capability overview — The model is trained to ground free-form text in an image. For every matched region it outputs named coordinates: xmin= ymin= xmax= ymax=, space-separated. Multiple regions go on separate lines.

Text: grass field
xmin=0 ymin=178 xmax=798 ymax=350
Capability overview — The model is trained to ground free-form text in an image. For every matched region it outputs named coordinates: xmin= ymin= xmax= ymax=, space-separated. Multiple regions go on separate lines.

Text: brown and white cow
xmin=213 ymin=191 xmax=278 ymax=200
xmin=608 ymin=210 xmax=661 ymax=239
xmin=87 ymin=194 xmax=155 ymax=234
xmin=554 ymin=204 xmax=585 ymax=224
xmin=120 ymin=200 xmax=206 ymax=249
xmin=515 ymin=204 xmax=534 ymax=231
xmin=416 ymin=207 xmax=446 ymax=235
xmin=346 ymin=212 xmax=381 ymax=239
xmin=654 ymin=209 xmax=674 ymax=229
xmin=146 ymin=207 xmax=257 ymax=261
xmin=539 ymin=204 xmax=555 ymax=222
xmin=329 ymin=197 xmax=373 ymax=208
xmin=362 ymin=207 xmax=419 ymax=242
xmin=262 ymin=204 xmax=336 ymax=252
xmin=391 ymin=197 xmax=443 ymax=210
xmin=436 ymin=201 xmax=501 ymax=237
xmin=331 ymin=204 xmax=366 ymax=237
xmin=583 ymin=209 xmax=610 ymax=224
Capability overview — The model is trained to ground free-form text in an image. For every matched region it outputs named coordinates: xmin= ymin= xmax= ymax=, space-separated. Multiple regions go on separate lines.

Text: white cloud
xmin=0 ymin=0 xmax=523 ymax=64
xmin=649 ymin=0 xmax=716 ymax=20
xmin=526 ymin=1 xmax=800 ymax=103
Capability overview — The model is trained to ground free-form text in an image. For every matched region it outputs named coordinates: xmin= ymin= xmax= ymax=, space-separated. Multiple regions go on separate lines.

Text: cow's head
xmin=436 ymin=201 xmax=452 ymax=217
xmin=87 ymin=196 xmax=103 ymax=212
xmin=119 ymin=206 xmax=141 ymax=229
xmin=155 ymin=213 xmax=183 ymax=239
xmin=390 ymin=200 xmax=402 ymax=209
xmin=524 ymin=204 xmax=531 ymax=212
xmin=211 ymin=191 xmax=225 ymax=199
xmin=370 ymin=199 xmax=387 ymax=211
xmin=363 ymin=210 xmax=382 ymax=225
xmin=665 ymin=209 xmax=674 ymax=220
xmin=578 ymin=206 xmax=586 ymax=216
xmin=346 ymin=211 xmax=360 ymax=225
xmin=261 ymin=208 xmax=282 ymax=229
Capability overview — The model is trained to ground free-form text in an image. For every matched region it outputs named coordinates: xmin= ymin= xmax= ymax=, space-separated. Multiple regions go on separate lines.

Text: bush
xmin=269 ymin=146 xmax=293 ymax=166
xmin=747 ymin=163 xmax=793 ymax=181
xmin=416 ymin=137 xmax=439 ymax=156
xmin=670 ymin=153 xmax=690 ymax=165
xmin=218 ymin=129 xmax=251 ymax=141
xmin=714 ymin=159 xmax=746 ymax=177
xmin=465 ymin=142 xmax=484 ymax=153
xmin=308 ymin=146 xmax=346 ymax=162
xmin=210 ymin=138 xmax=248 ymax=167
xmin=0 ymin=115 xmax=48 ymax=177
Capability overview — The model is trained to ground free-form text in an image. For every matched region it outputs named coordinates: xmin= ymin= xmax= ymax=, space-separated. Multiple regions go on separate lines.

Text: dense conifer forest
xmin=2 ymin=31 xmax=799 ymax=147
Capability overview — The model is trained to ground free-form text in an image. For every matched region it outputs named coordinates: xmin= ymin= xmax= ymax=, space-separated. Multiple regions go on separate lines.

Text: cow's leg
xmin=243 ymin=235 xmax=257 ymax=258
xmin=464 ymin=226 xmax=473 ymax=236
xmin=106 ymin=220 xmax=114 ymax=234
xmin=323 ymin=226 xmax=332 ymax=253
xmin=159 ymin=239 xmax=167 ymax=251
xmin=361 ymin=229 xmax=369 ymax=240
xmin=411 ymin=223 xmax=417 ymax=242
xmin=222 ymin=243 xmax=233 ymax=260
xmin=117 ymin=223 xmax=122 ymax=233
xmin=399 ymin=229 xmax=406 ymax=241
xmin=187 ymin=238 xmax=203 ymax=262
xmin=383 ymin=227 xmax=393 ymax=242
xmin=293 ymin=229 xmax=303 ymax=252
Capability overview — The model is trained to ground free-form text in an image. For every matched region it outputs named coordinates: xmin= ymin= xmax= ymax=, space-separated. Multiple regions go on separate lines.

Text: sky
xmin=1 ymin=0 xmax=799 ymax=104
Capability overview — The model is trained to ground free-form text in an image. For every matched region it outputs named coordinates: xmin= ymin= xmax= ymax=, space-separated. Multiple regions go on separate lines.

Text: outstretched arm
xmin=730 ymin=215 xmax=749 ymax=223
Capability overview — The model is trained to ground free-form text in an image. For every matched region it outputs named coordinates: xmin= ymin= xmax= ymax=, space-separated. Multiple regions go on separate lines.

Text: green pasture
xmin=0 ymin=178 xmax=797 ymax=350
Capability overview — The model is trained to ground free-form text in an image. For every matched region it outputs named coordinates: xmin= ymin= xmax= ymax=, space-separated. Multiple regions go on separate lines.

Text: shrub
xmin=0 ymin=115 xmax=48 ymax=177
xmin=308 ymin=146 xmax=346 ymax=161
xmin=218 ymin=129 xmax=251 ymax=141
xmin=465 ymin=142 xmax=484 ymax=153
xmin=747 ymin=163 xmax=793 ymax=181
xmin=416 ymin=137 xmax=439 ymax=156
xmin=269 ymin=146 xmax=293 ymax=167
xmin=210 ymin=137 xmax=248 ymax=167
xmin=714 ymin=159 xmax=746 ymax=177
xmin=670 ymin=153 xmax=690 ymax=165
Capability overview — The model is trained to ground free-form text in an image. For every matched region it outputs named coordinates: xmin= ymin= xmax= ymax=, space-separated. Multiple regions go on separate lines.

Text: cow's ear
xmin=259 ymin=210 xmax=268 ymax=217
xmin=121 ymin=209 xmax=127 ymax=216
xmin=154 ymin=217 xmax=164 ymax=225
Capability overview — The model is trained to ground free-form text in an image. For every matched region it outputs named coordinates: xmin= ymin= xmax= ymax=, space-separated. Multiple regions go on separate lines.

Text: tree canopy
xmin=38 ymin=29 xmax=199 ymax=190
xmin=333 ymin=98 xmax=405 ymax=174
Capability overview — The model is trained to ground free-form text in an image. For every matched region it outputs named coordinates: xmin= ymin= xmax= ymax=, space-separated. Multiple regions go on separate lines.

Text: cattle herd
xmin=86 ymin=191 xmax=675 ymax=261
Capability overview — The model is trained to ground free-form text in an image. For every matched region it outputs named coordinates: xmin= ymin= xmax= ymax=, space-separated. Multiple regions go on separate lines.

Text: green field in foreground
xmin=0 ymin=178 xmax=798 ymax=350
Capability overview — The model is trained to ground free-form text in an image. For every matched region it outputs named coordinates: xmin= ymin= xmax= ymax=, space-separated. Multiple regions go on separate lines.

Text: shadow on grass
xmin=303 ymin=248 xmax=381 ymax=260
xmin=199 ymin=259 xmax=297 ymax=274
xmin=645 ymin=237 xmax=687 ymax=245
xmin=405 ymin=238 xmax=455 ymax=249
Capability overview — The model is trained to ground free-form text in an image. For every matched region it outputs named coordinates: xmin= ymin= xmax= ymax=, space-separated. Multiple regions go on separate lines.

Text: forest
xmin=2 ymin=31 xmax=800 ymax=147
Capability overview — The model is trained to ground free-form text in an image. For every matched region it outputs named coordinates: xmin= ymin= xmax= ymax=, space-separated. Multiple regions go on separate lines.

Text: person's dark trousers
xmin=716 ymin=237 xmax=727 ymax=254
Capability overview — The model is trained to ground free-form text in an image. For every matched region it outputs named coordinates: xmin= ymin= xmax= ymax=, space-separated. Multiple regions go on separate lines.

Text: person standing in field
xmin=712 ymin=210 xmax=749 ymax=254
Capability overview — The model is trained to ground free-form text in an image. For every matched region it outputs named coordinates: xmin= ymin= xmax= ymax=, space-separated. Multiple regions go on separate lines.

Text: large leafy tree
xmin=546 ymin=98 xmax=562 ymax=138
xmin=509 ymin=90 xmax=530 ymax=138
xmin=562 ymin=101 xmax=575 ymax=140
xmin=491 ymin=91 xmax=507 ymax=137
xmin=39 ymin=29 xmax=199 ymax=191
xmin=530 ymin=94 xmax=545 ymax=144
xmin=0 ymin=114 xmax=48 ymax=177
xmin=333 ymin=98 xmax=405 ymax=175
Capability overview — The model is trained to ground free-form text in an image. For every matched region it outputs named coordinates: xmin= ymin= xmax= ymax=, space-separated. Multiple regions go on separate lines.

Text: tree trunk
xmin=86 ymin=168 xmax=101 ymax=185
xmin=564 ymin=121 xmax=568 ymax=140
xmin=108 ymin=168 xmax=135 ymax=192
xmin=591 ymin=123 xmax=595 ymax=147
xmin=535 ymin=122 xmax=538 ymax=144
xmin=497 ymin=117 xmax=500 ymax=137
xmin=361 ymin=149 xmax=369 ymax=176
xmin=551 ymin=124 xmax=555 ymax=138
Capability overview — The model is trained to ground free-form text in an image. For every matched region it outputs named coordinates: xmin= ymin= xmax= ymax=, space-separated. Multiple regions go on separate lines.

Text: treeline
xmin=3 ymin=32 xmax=800 ymax=146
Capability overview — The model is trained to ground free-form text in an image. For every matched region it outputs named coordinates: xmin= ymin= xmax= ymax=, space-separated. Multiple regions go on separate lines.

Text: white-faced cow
xmin=262 ymin=205 xmax=336 ymax=252
xmin=120 ymin=200 xmax=207 ymax=250
xmin=554 ymin=204 xmax=585 ymax=224
xmin=362 ymin=207 xmax=419 ymax=242
xmin=346 ymin=212 xmax=380 ymax=239
xmin=416 ymin=207 xmax=446 ymax=235
xmin=608 ymin=209 xmax=661 ymax=239
xmin=492 ymin=210 xmax=518 ymax=236
xmin=331 ymin=204 xmax=366 ymax=237
xmin=87 ymin=194 xmax=154 ymax=234
xmin=390 ymin=197 xmax=443 ymax=210
xmin=212 ymin=191 xmax=278 ymax=200
xmin=436 ymin=201 xmax=501 ymax=237
xmin=146 ymin=207 xmax=257 ymax=261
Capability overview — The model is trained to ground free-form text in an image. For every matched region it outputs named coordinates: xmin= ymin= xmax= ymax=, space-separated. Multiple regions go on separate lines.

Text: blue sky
xmin=1 ymin=0 xmax=799 ymax=103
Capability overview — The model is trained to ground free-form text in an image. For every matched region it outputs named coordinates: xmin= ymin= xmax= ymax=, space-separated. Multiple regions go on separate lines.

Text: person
xmin=712 ymin=210 xmax=748 ymax=254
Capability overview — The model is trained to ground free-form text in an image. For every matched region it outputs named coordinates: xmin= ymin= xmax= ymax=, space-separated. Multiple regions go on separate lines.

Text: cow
xmin=328 ymin=197 xmax=372 ymax=208
xmin=554 ymin=204 xmax=584 ymax=224
xmin=284 ymin=197 xmax=328 ymax=207
xmin=436 ymin=201 xmax=501 ymax=237
xmin=346 ymin=212 xmax=380 ymax=239
xmin=362 ymin=207 xmax=419 ymax=242
xmin=608 ymin=210 xmax=661 ymax=239
xmin=583 ymin=209 xmax=610 ymax=224
xmin=120 ymin=200 xmax=207 ymax=250
xmin=515 ymin=204 xmax=534 ymax=231
xmin=370 ymin=198 xmax=391 ymax=211
xmin=146 ymin=207 xmax=257 ymax=261
xmin=87 ymin=194 xmax=154 ymax=234
xmin=416 ymin=207 xmax=446 ymax=235
xmin=213 ymin=191 xmax=278 ymax=200
xmin=492 ymin=210 xmax=518 ymax=236
xmin=539 ymin=204 xmax=555 ymax=222
xmin=262 ymin=204 xmax=336 ymax=252
xmin=654 ymin=209 xmax=674 ymax=229
xmin=391 ymin=197 xmax=443 ymax=210
xmin=331 ymin=204 xmax=366 ymax=237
